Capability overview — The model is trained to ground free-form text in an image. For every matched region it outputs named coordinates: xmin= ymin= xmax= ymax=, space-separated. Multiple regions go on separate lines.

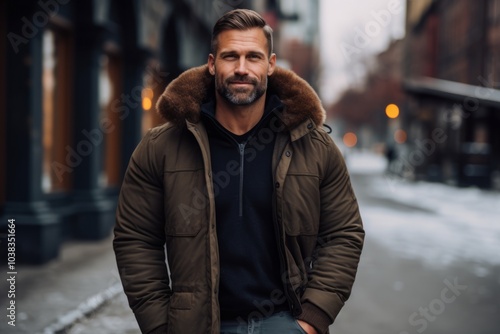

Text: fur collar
xmin=156 ymin=65 xmax=325 ymax=130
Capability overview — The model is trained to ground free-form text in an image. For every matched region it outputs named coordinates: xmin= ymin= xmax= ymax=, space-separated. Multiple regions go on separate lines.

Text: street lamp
xmin=385 ymin=103 xmax=399 ymax=119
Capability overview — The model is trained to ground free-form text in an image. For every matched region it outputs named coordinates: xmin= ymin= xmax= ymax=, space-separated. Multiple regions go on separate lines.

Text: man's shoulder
xmin=308 ymin=125 xmax=336 ymax=147
xmin=303 ymin=125 xmax=346 ymax=164
xmin=144 ymin=121 xmax=203 ymax=153
xmin=147 ymin=121 xmax=185 ymax=141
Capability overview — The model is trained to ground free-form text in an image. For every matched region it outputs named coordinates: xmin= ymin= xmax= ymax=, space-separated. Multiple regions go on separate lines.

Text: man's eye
xmin=224 ymin=55 xmax=237 ymax=60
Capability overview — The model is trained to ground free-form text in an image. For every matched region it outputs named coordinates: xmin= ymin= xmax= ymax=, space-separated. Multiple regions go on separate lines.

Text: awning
xmin=403 ymin=77 xmax=500 ymax=108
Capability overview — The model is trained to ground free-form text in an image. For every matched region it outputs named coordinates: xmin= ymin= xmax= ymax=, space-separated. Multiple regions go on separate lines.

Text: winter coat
xmin=113 ymin=65 xmax=364 ymax=334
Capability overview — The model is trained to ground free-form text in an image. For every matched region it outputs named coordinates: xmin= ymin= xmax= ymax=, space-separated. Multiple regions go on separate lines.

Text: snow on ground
xmin=345 ymin=150 xmax=500 ymax=272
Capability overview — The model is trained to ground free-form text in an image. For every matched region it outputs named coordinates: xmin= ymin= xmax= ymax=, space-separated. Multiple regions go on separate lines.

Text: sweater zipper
xmin=205 ymin=118 xmax=248 ymax=217
xmin=204 ymin=107 xmax=280 ymax=218
xmin=238 ymin=143 xmax=245 ymax=217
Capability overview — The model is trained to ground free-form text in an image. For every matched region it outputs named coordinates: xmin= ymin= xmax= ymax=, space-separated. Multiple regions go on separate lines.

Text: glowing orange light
xmin=385 ymin=104 xmax=400 ymax=119
xmin=343 ymin=132 xmax=358 ymax=148
xmin=142 ymin=97 xmax=152 ymax=111
xmin=142 ymin=87 xmax=154 ymax=99
xmin=141 ymin=87 xmax=154 ymax=111
xmin=394 ymin=129 xmax=407 ymax=144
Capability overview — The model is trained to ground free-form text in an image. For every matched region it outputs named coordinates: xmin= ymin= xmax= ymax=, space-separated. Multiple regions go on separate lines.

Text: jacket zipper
xmin=272 ymin=145 xmax=294 ymax=315
xmin=272 ymin=192 xmax=294 ymax=310
xmin=272 ymin=137 xmax=301 ymax=315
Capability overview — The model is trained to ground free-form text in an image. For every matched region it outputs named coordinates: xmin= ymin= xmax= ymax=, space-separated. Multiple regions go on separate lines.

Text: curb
xmin=38 ymin=283 xmax=123 ymax=334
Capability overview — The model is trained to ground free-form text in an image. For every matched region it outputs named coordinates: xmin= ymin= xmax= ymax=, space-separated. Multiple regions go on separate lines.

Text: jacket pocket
xmin=165 ymin=217 xmax=202 ymax=236
xmin=167 ymin=291 xmax=200 ymax=334
xmin=169 ymin=291 xmax=193 ymax=310
xmin=282 ymin=174 xmax=320 ymax=236
xmin=164 ymin=169 xmax=206 ymax=237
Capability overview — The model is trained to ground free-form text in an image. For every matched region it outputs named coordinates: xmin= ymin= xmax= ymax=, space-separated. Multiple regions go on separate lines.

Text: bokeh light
xmin=142 ymin=97 xmax=152 ymax=111
xmin=385 ymin=104 xmax=400 ymax=119
xmin=142 ymin=87 xmax=154 ymax=111
xmin=343 ymin=132 xmax=358 ymax=148
xmin=394 ymin=129 xmax=407 ymax=144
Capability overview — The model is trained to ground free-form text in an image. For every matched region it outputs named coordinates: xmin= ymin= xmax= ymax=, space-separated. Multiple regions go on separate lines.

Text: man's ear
xmin=208 ymin=54 xmax=215 ymax=75
xmin=267 ymin=53 xmax=277 ymax=76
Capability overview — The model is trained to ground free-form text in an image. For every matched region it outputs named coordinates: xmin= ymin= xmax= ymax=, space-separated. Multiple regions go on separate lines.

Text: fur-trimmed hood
xmin=156 ymin=65 xmax=326 ymax=130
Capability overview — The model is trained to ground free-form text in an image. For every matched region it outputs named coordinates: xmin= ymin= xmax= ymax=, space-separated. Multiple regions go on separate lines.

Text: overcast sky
xmin=319 ymin=0 xmax=407 ymax=105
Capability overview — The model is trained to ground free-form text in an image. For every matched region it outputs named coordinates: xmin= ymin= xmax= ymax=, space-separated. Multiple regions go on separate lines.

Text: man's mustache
xmin=226 ymin=75 xmax=257 ymax=84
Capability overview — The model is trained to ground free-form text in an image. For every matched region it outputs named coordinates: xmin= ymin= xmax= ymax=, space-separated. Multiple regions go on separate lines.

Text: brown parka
xmin=113 ymin=65 xmax=364 ymax=334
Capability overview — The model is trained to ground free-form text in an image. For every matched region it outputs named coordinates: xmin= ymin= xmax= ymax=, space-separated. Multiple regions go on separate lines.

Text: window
xmin=98 ymin=53 xmax=123 ymax=187
xmin=489 ymin=0 xmax=500 ymax=24
xmin=487 ymin=0 xmax=500 ymax=87
xmin=42 ymin=28 xmax=72 ymax=193
xmin=141 ymin=62 xmax=166 ymax=136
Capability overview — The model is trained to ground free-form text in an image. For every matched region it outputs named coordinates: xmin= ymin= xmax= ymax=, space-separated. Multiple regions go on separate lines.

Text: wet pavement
xmin=66 ymin=293 xmax=139 ymax=334
xmin=0 ymin=236 xmax=123 ymax=334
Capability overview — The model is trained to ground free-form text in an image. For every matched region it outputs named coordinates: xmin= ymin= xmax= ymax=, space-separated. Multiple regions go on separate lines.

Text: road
xmin=65 ymin=154 xmax=500 ymax=334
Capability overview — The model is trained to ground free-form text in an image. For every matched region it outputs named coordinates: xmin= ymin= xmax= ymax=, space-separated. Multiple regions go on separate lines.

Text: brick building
xmin=402 ymin=0 xmax=500 ymax=188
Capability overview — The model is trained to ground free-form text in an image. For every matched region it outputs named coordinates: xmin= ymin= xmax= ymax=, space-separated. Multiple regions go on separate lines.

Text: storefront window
xmin=42 ymin=28 xmax=72 ymax=193
xmin=99 ymin=53 xmax=123 ymax=187
xmin=42 ymin=30 xmax=56 ymax=192
xmin=141 ymin=63 xmax=165 ymax=136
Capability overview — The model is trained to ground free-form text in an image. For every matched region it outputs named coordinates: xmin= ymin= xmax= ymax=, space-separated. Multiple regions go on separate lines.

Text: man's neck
xmin=214 ymin=94 xmax=267 ymax=135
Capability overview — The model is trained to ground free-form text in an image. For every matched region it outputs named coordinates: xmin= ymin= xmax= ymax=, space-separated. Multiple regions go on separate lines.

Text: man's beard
xmin=216 ymin=74 xmax=267 ymax=105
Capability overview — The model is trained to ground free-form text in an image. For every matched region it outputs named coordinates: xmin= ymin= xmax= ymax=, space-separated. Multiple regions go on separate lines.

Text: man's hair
xmin=211 ymin=9 xmax=273 ymax=57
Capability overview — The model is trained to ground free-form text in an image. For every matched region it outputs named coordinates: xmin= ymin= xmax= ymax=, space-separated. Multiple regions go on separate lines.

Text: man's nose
xmin=235 ymin=57 xmax=249 ymax=75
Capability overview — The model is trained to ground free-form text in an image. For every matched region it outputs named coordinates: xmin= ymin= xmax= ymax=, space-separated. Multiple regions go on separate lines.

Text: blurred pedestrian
xmin=113 ymin=9 xmax=364 ymax=334
xmin=385 ymin=144 xmax=396 ymax=174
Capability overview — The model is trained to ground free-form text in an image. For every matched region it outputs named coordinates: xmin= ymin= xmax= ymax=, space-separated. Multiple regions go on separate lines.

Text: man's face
xmin=208 ymin=28 xmax=276 ymax=106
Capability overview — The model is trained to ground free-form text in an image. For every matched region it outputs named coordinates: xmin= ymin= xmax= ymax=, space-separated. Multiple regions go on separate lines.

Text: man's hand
xmin=296 ymin=320 xmax=319 ymax=334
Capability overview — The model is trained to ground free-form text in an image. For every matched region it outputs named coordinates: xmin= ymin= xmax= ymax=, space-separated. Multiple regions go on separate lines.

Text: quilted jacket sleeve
xmin=113 ymin=130 xmax=170 ymax=334
xmin=298 ymin=135 xmax=365 ymax=334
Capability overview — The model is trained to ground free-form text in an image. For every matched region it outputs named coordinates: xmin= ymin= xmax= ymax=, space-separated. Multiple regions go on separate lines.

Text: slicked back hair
xmin=211 ymin=9 xmax=273 ymax=57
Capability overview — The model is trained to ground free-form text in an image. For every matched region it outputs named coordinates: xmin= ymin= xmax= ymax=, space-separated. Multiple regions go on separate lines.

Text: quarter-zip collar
xmin=201 ymin=94 xmax=283 ymax=217
xmin=200 ymin=94 xmax=283 ymax=136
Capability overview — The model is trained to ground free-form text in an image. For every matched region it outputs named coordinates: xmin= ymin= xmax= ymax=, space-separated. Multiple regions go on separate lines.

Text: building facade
xmin=0 ymin=0 xmax=242 ymax=263
xmin=403 ymin=0 xmax=500 ymax=188
xmin=1 ymin=0 xmax=317 ymax=264
xmin=277 ymin=0 xmax=320 ymax=89
xmin=328 ymin=38 xmax=405 ymax=150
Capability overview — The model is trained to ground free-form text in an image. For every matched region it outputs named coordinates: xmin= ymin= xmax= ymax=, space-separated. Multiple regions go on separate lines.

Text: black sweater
xmin=201 ymin=96 xmax=287 ymax=320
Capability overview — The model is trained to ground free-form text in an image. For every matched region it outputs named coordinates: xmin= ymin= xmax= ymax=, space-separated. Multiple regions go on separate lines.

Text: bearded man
xmin=114 ymin=9 xmax=364 ymax=334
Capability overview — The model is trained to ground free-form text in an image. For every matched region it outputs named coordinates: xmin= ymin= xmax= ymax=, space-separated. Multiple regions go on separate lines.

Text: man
xmin=114 ymin=9 xmax=364 ymax=334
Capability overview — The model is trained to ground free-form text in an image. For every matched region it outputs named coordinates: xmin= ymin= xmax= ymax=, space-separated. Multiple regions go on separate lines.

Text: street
xmin=334 ymin=152 xmax=500 ymax=334
xmin=61 ymin=153 xmax=500 ymax=333
xmin=3 ymin=1 xmax=500 ymax=334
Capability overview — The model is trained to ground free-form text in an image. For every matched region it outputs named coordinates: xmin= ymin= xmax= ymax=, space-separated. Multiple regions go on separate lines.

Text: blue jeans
xmin=220 ymin=311 xmax=307 ymax=334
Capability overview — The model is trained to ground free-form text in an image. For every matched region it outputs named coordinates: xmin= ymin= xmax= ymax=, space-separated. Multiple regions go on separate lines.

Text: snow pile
xmin=346 ymin=150 xmax=500 ymax=270
xmin=344 ymin=149 xmax=387 ymax=174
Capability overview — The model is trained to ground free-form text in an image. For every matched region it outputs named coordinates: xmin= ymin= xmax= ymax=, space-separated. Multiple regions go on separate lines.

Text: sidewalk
xmin=0 ymin=234 xmax=126 ymax=334
xmin=345 ymin=150 xmax=500 ymax=268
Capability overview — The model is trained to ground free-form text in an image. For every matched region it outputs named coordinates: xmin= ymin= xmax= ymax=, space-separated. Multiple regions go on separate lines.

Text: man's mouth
xmin=229 ymin=81 xmax=253 ymax=85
